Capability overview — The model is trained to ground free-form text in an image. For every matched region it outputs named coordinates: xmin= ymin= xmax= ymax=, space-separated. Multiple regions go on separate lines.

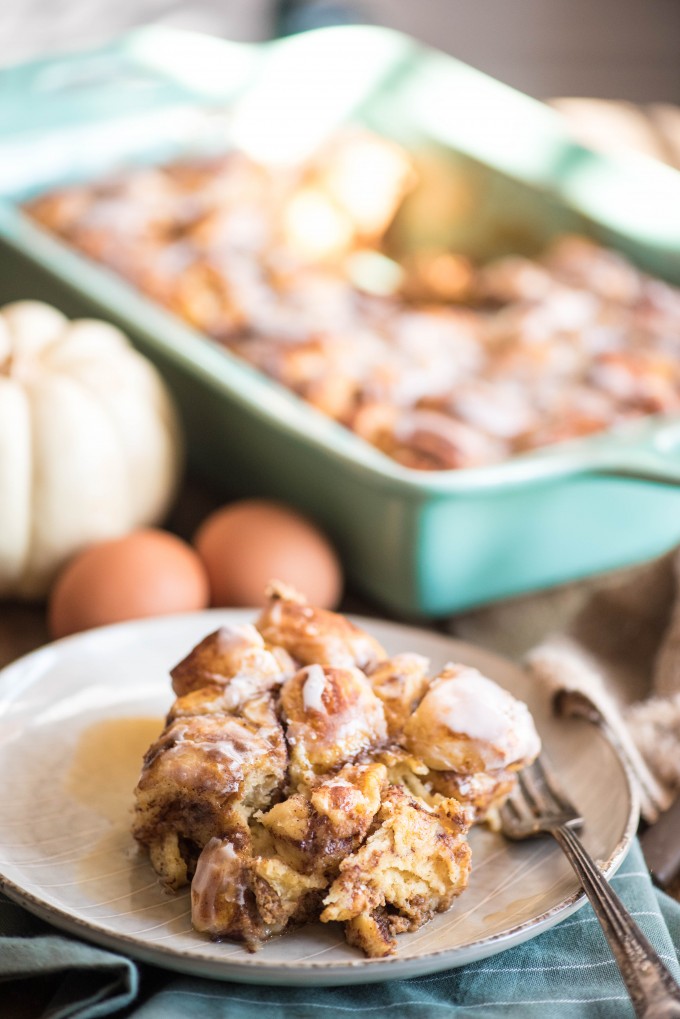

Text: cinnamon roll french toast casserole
xmin=132 ymin=584 xmax=540 ymax=957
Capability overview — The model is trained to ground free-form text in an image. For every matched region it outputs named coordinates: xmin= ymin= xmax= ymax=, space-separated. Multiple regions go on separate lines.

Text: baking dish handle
xmin=587 ymin=421 xmax=680 ymax=485
xmin=597 ymin=465 xmax=680 ymax=486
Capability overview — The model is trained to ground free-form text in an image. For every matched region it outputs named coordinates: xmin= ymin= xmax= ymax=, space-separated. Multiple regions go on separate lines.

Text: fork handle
xmin=553 ymin=824 xmax=680 ymax=1019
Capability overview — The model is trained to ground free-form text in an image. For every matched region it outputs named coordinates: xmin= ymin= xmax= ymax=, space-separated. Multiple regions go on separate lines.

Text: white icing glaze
xmin=333 ymin=704 xmax=387 ymax=749
xmin=371 ymin=653 xmax=429 ymax=697
xmin=268 ymin=600 xmax=283 ymax=626
xmin=162 ymin=720 xmax=253 ymax=779
xmin=318 ymin=776 xmax=353 ymax=790
xmin=302 ymin=664 xmax=327 ymax=713
xmin=198 ymin=739 xmax=248 ymax=766
xmin=453 ymin=383 xmax=536 ymax=439
xmin=192 ymin=838 xmax=245 ymax=933
xmin=216 ymin=623 xmax=264 ymax=652
xmin=393 ymin=652 xmax=430 ymax=672
xmin=431 ymin=666 xmax=540 ymax=765
xmin=219 ymin=673 xmax=276 ymax=709
xmin=377 ymin=685 xmax=403 ymax=700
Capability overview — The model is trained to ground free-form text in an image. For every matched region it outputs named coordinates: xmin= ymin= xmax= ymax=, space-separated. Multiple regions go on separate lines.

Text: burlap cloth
xmin=450 ymin=551 xmax=680 ymax=824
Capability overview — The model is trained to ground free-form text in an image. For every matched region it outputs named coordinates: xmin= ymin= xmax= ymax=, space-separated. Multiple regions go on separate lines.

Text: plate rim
xmin=0 ymin=609 xmax=639 ymax=985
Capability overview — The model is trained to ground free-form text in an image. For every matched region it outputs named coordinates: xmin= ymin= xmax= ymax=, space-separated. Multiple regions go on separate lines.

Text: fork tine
xmin=500 ymin=757 xmax=584 ymax=840
xmin=504 ymin=763 xmax=680 ymax=1014
xmin=517 ymin=767 xmax=548 ymax=815
xmin=503 ymin=779 xmax=536 ymax=823
xmin=533 ymin=756 xmax=581 ymax=819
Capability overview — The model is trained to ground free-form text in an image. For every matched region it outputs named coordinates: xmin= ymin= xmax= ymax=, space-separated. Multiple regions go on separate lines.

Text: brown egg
xmin=193 ymin=499 xmax=343 ymax=609
xmin=48 ymin=528 xmax=210 ymax=639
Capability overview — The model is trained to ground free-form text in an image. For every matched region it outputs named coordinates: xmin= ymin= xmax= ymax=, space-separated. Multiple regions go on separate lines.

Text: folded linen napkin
xmin=453 ymin=550 xmax=680 ymax=824
xmin=1 ymin=841 xmax=679 ymax=1019
xmin=527 ymin=551 xmax=680 ymax=822
xmin=0 ymin=896 xmax=137 ymax=1018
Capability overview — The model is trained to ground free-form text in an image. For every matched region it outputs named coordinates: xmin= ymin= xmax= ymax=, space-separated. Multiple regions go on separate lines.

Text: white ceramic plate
xmin=0 ymin=610 xmax=637 ymax=986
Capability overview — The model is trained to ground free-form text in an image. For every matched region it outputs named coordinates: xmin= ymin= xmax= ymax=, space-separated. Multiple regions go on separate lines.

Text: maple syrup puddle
xmin=65 ymin=717 xmax=161 ymax=881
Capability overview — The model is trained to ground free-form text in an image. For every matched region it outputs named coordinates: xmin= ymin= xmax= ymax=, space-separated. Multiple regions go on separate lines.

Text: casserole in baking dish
xmin=1 ymin=25 xmax=680 ymax=615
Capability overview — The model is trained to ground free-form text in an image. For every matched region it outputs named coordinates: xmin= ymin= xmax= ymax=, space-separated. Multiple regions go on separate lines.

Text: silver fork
xmin=500 ymin=756 xmax=680 ymax=1019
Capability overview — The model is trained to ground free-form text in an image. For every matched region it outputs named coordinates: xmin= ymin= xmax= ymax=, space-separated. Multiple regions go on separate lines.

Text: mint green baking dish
xmin=1 ymin=25 xmax=680 ymax=618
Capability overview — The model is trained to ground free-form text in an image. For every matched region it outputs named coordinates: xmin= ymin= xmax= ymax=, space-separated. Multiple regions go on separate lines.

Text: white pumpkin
xmin=0 ymin=301 xmax=183 ymax=598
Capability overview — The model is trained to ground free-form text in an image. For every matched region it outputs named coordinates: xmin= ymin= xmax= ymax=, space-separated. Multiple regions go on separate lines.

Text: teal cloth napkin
xmin=2 ymin=841 xmax=679 ymax=1019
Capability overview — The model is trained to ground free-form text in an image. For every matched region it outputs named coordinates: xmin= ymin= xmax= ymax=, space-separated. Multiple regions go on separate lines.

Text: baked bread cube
xmin=132 ymin=690 xmax=287 ymax=889
xmin=170 ymin=622 xmax=294 ymax=699
xmin=321 ymin=785 xmax=472 ymax=956
xmin=402 ymin=663 xmax=541 ymax=773
xmin=280 ymin=664 xmax=387 ymax=786
xmin=259 ymin=761 xmax=387 ymax=876
xmin=191 ymin=834 xmax=326 ymax=948
xmin=256 ymin=582 xmax=387 ymax=671
xmin=368 ymin=653 xmax=431 ymax=738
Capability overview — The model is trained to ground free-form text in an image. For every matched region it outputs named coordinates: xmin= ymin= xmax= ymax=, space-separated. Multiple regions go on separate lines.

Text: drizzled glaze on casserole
xmin=27 ymin=133 xmax=680 ymax=471
xmin=132 ymin=582 xmax=541 ymax=956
